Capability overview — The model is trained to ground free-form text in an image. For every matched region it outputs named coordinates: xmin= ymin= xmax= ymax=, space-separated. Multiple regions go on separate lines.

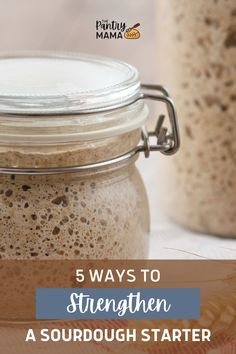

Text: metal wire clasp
xmin=139 ymin=84 xmax=180 ymax=157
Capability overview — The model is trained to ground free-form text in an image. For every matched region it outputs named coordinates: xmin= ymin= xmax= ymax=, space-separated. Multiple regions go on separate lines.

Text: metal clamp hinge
xmin=138 ymin=84 xmax=180 ymax=157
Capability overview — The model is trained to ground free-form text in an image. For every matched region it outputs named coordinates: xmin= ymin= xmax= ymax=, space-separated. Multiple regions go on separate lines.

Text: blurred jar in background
xmin=156 ymin=1 xmax=236 ymax=237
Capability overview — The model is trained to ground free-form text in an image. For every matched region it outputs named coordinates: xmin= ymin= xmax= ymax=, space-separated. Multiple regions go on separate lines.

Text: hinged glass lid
xmin=0 ymin=52 xmax=140 ymax=114
xmin=0 ymin=52 xmax=180 ymax=174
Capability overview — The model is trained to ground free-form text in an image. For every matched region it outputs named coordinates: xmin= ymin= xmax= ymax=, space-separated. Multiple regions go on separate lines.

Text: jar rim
xmin=0 ymin=100 xmax=148 ymax=144
xmin=0 ymin=51 xmax=141 ymax=115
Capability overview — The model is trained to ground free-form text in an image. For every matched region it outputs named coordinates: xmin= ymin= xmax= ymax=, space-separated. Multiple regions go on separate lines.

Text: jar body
xmin=0 ymin=161 xmax=150 ymax=260
xmin=157 ymin=0 xmax=236 ymax=237
xmin=0 ymin=98 xmax=150 ymax=258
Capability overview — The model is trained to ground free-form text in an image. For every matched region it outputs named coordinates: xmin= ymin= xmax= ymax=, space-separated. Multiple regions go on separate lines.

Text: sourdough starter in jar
xmin=157 ymin=0 xmax=236 ymax=236
xmin=0 ymin=54 xmax=150 ymax=259
xmin=0 ymin=162 xmax=149 ymax=260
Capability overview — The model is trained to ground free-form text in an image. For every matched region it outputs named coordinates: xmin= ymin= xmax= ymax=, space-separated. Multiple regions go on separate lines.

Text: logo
xmin=96 ymin=20 xmax=140 ymax=40
xmin=124 ymin=23 xmax=140 ymax=39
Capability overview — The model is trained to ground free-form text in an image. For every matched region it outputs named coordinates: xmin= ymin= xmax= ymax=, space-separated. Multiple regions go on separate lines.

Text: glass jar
xmin=156 ymin=1 xmax=236 ymax=237
xmin=0 ymin=52 xmax=180 ymax=260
